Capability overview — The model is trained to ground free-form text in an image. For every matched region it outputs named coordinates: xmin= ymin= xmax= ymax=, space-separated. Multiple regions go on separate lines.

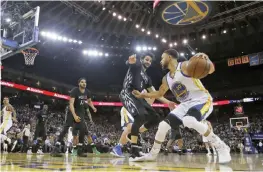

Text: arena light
xmin=141 ymin=28 xmax=145 ymax=32
xmin=223 ymin=30 xmax=227 ymax=34
xmin=40 ymin=31 xmax=46 ymax=36
xmin=136 ymin=46 xmax=142 ymax=52
xmin=136 ymin=24 xmax=140 ymax=28
xmin=105 ymin=53 xmax=109 ymax=57
xmin=118 ymin=15 xmax=122 ymax=19
xmin=5 ymin=18 xmax=11 ymax=23
xmin=169 ymin=43 xmax=173 ymax=47
xmin=73 ymin=40 xmax=78 ymax=43
xmin=78 ymin=41 xmax=82 ymax=44
xmin=183 ymin=39 xmax=188 ymax=44
xmin=180 ymin=52 xmax=185 ymax=56
xmin=174 ymin=42 xmax=177 ymax=46
xmin=142 ymin=46 xmax=147 ymax=51
xmin=57 ymin=36 xmax=62 ymax=41
xmin=62 ymin=37 xmax=68 ymax=42
xmin=191 ymin=51 xmax=195 ymax=55
xmin=153 ymin=47 xmax=157 ymax=51
xmin=155 ymin=34 xmax=159 ymax=38
xmin=113 ymin=12 xmax=117 ymax=17
xmin=123 ymin=18 xmax=127 ymax=21
xmin=202 ymin=35 xmax=206 ymax=39
xmin=99 ymin=52 xmax=103 ymax=56
xmin=102 ymin=7 xmax=106 ymax=11
xmin=161 ymin=38 xmax=167 ymax=43
xmin=147 ymin=31 xmax=151 ymax=35
xmin=148 ymin=47 xmax=152 ymax=50
xmin=68 ymin=39 xmax=73 ymax=43
xmin=83 ymin=50 xmax=88 ymax=55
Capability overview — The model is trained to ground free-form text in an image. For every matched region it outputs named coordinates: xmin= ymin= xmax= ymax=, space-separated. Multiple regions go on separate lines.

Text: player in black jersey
xmin=51 ymin=104 xmax=100 ymax=156
xmin=69 ymin=78 xmax=97 ymax=157
xmin=33 ymin=104 xmax=48 ymax=154
xmin=119 ymin=54 xmax=172 ymax=161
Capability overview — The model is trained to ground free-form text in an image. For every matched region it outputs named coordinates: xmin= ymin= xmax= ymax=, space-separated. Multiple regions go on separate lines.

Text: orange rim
xmin=21 ymin=48 xmax=39 ymax=55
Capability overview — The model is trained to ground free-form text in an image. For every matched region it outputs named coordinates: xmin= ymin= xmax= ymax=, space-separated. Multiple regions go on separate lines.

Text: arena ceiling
xmin=2 ymin=1 xmax=263 ymax=95
xmin=5 ymin=1 xmax=263 ymax=61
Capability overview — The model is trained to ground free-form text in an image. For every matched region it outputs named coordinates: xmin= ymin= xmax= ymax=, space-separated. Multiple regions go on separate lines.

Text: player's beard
xmin=143 ymin=62 xmax=151 ymax=69
xmin=162 ymin=61 xmax=169 ymax=70
xmin=80 ymin=84 xmax=86 ymax=89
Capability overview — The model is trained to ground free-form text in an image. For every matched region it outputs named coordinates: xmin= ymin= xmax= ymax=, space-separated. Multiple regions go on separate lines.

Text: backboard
xmin=1 ymin=3 xmax=40 ymax=60
xmin=230 ymin=117 xmax=250 ymax=130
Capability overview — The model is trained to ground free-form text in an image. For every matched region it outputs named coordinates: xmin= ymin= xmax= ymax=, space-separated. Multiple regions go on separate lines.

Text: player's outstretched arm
xmin=133 ymin=76 xmax=169 ymax=99
xmin=146 ymin=86 xmax=172 ymax=104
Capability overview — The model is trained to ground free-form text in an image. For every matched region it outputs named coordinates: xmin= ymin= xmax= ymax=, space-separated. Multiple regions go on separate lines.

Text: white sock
xmin=212 ymin=146 xmax=216 ymax=154
xmin=206 ymin=147 xmax=211 ymax=153
xmin=150 ymin=141 xmax=161 ymax=154
xmin=150 ymin=121 xmax=171 ymax=155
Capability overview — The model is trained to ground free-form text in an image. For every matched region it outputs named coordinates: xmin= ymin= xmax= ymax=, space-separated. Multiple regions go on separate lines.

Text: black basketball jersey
xmin=36 ymin=110 xmax=48 ymax=126
xmin=70 ymin=87 xmax=91 ymax=116
xmin=122 ymin=60 xmax=152 ymax=92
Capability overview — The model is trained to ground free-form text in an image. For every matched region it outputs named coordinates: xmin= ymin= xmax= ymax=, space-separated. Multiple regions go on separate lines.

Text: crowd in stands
xmin=2 ymin=103 xmax=263 ymax=154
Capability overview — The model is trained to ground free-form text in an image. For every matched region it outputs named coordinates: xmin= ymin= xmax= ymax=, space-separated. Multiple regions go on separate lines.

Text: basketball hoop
xmin=236 ymin=125 xmax=242 ymax=131
xmin=21 ymin=48 xmax=39 ymax=65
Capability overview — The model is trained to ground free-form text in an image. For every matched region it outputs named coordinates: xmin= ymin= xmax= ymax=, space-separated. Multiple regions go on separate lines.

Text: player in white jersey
xmin=0 ymin=97 xmax=17 ymax=153
xmin=132 ymin=49 xmax=231 ymax=163
xmin=202 ymin=120 xmax=217 ymax=155
xmin=65 ymin=127 xmax=73 ymax=154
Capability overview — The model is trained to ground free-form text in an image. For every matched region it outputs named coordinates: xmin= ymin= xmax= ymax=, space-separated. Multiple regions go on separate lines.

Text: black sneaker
xmin=129 ymin=145 xmax=143 ymax=162
xmin=77 ymin=146 xmax=86 ymax=157
xmin=51 ymin=144 xmax=63 ymax=157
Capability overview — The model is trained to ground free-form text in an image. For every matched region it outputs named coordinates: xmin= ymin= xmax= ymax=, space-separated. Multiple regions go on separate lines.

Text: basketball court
xmin=1 ymin=153 xmax=262 ymax=172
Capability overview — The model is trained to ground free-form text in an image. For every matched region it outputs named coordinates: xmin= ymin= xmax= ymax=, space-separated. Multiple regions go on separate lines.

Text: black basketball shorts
xmin=119 ymin=89 xmax=158 ymax=120
xmin=34 ymin=125 xmax=46 ymax=140
xmin=64 ymin=112 xmax=74 ymax=127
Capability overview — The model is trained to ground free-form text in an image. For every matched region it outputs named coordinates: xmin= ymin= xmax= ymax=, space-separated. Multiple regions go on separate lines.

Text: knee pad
xmin=164 ymin=113 xmax=182 ymax=129
xmin=155 ymin=121 xmax=171 ymax=142
xmin=182 ymin=116 xmax=198 ymax=129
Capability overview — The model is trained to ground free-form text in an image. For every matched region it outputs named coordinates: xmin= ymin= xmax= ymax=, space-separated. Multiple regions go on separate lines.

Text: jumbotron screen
xmin=234 ymin=105 xmax=244 ymax=115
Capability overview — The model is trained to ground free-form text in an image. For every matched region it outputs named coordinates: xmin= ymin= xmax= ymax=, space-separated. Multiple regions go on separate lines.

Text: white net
xmin=22 ymin=48 xmax=39 ymax=65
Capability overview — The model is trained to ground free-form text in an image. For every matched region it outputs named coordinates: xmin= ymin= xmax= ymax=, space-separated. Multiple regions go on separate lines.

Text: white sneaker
xmin=37 ymin=149 xmax=44 ymax=155
xmin=215 ymin=142 xmax=231 ymax=163
xmin=27 ymin=149 xmax=32 ymax=155
xmin=206 ymin=152 xmax=212 ymax=156
xmin=129 ymin=153 xmax=158 ymax=162
xmin=65 ymin=150 xmax=69 ymax=154
xmin=143 ymin=153 xmax=158 ymax=161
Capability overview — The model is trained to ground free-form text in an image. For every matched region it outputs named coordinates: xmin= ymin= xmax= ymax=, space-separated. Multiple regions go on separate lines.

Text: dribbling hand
xmin=132 ymin=90 xmax=143 ymax=98
xmin=168 ymin=101 xmax=176 ymax=111
xmin=74 ymin=115 xmax=81 ymax=123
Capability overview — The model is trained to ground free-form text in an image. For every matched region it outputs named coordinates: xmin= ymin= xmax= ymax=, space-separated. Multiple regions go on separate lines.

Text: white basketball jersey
xmin=166 ymin=62 xmax=212 ymax=103
xmin=2 ymin=106 xmax=12 ymax=121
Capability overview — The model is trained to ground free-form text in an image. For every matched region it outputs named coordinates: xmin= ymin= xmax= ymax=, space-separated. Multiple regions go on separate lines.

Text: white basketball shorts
xmin=169 ymin=97 xmax=213 ymax=122
xmin=0 ymin=119 xmax=13 ymax=135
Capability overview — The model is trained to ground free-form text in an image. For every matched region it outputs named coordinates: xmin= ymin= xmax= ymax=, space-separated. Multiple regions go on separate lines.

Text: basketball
xmin=187 ymin=53 xmax=211 ymax=79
